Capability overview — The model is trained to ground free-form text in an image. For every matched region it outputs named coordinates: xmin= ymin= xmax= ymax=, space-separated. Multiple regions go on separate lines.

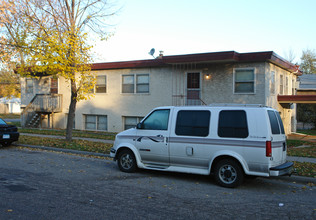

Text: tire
xmin=2 ymin=142 xmax=12 ymax=147
xmin=214 ymin=159 xmax=244 ymax=188
xmin=117 ymin=149 xmax=137 ymax=173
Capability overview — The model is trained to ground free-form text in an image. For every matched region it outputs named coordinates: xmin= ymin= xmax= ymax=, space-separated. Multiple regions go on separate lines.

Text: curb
xmin=287 ymin=156 xmax=316 ymax=164
xmin=14 ymin=143 xmax=111 ymax=158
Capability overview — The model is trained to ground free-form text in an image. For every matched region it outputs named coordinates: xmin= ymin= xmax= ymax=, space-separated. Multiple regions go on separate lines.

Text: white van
xmin=110 ymin=104 xmax=293 ymax=187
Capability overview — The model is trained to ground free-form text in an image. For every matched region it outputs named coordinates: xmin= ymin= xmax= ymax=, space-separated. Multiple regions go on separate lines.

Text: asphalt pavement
xmin=0 ymin=146 xmax=315 ymax=219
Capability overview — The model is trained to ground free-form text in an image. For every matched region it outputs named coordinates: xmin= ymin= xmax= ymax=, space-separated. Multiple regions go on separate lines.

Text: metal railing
xmin=172 ymin=95 xmax=207 ymax=106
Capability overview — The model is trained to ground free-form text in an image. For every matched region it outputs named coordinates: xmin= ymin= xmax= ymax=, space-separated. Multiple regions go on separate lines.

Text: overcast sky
xmin=91 ymin=0 xmax=316 ymax=64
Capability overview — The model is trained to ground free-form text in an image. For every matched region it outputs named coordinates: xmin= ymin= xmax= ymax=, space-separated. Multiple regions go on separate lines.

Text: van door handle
xmin=156 ymin=134 xmax=163 ymax=137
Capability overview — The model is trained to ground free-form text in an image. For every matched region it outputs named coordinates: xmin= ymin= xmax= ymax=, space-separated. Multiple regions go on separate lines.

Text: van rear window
xmin=175 ymin=110 xmax=210 ymax=137
xmin=218 ymin=110 xmax=248 ymax=138
xmin=268 ymin=110 xmax=281 ymax=134
xmin=276 ymin=112 xmax=285 ymax=134
xmin=268 ymin=110 xmax=285 ymax=134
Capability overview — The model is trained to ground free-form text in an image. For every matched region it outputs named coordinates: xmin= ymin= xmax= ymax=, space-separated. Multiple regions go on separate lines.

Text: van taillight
xmin=266 ymin=141 xmax=272 ymax=157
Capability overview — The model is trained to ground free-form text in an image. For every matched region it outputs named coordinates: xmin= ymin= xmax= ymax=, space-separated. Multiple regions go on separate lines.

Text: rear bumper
xmin=269 ymin=161 xmax=294 ymax=176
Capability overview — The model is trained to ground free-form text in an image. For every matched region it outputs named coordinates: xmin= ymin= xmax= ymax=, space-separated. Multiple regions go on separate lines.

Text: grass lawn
xmin=293 ymin=162 xmax=315 ymax=178
xmin=287 ymin=140 xmax=316 ymax=158
xmin=18 ymin=128 xmax=116 ymax=140
xmin=297 ymin=130 xmax=316 ymax=135
xmin=0 ymin=114 xmax=20 ymax=119
xmin=17 ymin=136 xmax=112 ymax=154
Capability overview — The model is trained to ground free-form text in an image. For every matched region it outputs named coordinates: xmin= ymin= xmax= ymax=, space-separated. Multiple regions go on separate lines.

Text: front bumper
xmin=110 ymin=148 xmax=116 ymax=160
xmin=269 ymin=161 xmax=294 ymax=176
xmin=0 ymin=132 xmax=19 ymax=143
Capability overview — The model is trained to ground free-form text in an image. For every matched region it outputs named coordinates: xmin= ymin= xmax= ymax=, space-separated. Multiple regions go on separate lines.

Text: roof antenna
xmin=148 ymin=48 xmax=156 ymax=58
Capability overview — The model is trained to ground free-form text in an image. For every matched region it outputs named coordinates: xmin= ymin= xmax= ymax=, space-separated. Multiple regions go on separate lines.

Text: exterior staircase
xmin=21 ymin=94 xmax=62 ymax=128
xmin=26 ymin=113 xmax=41 ymax=127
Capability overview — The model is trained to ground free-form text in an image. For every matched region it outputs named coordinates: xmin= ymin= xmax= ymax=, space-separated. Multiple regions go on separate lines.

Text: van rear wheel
xmin=214 ymin=159 xmax=244 ymax=188
xmin=117 ymin=149 xmax=136 ymax=173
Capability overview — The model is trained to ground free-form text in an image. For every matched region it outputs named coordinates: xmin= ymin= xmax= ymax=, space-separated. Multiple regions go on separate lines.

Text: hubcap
xmin=120 ymin=153 xmax=133 ymax=169
xmin=219 ymin=165 xmax=237 ymax=184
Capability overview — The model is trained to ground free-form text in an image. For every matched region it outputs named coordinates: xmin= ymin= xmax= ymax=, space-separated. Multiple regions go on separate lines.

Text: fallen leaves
xmin=293 ymin=161 xmax=316 ymax=178
xmin=17 ymin=136 xmax=113 ymax=154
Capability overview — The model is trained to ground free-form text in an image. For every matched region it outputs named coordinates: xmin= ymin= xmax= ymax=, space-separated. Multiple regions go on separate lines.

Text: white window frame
xmin=123 ymin=116 xmax=143 ymax=130
xmin=84 ymin=114 xmax=108 ymax=131
xmin=279 ymin=74 xmax=284 ymax=95
xmin=26 ymin=78 xmax=34 ymax=94
xmin=285 ymin=76 xmax=289 ymax=95
xmin=233 ymin=68 xmax=256 ymax=94
xmin=270 ymin=71 xmax=275 ymax=95
xmin=292 ymin=79 xmax=295 ymax=95
xmin=95 ymin=75 xmax=107 ymax=94
xmin=121 ymin=74 xmax=149 ymax=94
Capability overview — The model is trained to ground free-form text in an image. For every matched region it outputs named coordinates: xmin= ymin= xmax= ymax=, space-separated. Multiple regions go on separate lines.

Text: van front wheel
xmin=214 ymin=159 xmax=244 ymax=188
xmin=117 ymin=149 xmax=137 ymax=173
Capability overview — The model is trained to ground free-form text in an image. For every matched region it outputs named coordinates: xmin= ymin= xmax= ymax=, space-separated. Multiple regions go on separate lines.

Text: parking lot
xmin=0 ymin=146 xmax=315 ymax=219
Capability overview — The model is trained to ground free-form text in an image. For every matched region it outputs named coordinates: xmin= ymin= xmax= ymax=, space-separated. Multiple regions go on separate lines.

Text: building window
xmin=234 ymin=68 xmax=255 ymax=93
xmin=136 ymin=74 xmax=149 ymax=93
xmin=122 ymin=74 xmax=149 ymax=93
xmin=96 ymin=75 xmax=106 ymax=93
xmin=50 ymin=78 xmax=58 ymax=94
xmin=122 ymin=75 xmax=134 ymax=93
xmin=285 ymin=76 xmax=289 ymax=95
xmin=279 ymin=74 xmax=284 ymax=95
xmin=270 ymin=71 xmax=275 ymax=95
xmin=26 ymin=79 xmax=33 ymax=94
xmin=84 ymin=115 xmax=107 ymax=131
xmin=124 ymin=116 xmax=143 ymax=130
xmin=292 ymin=79 xmax=295 ymax=95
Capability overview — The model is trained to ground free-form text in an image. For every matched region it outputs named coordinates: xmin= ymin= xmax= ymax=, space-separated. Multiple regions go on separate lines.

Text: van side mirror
xmin=136 ymin=122 xmax=143 ymax=129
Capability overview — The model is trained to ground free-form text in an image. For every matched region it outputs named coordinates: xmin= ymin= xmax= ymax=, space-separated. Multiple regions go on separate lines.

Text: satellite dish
xmin=148 ymin=48 xmax=155 ymax=58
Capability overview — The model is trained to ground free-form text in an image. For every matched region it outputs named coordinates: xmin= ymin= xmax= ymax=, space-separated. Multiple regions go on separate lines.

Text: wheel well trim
xmin=209 ymin=151 xmax=249 ymax=175
xmin=115 ymin=144 xmax=142 ymax=168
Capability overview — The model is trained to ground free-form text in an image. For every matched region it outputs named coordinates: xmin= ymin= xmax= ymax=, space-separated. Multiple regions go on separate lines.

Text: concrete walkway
xmin=18 ymin=133 xmax=316 ymax=164
xmin=288 ymin=133 xmax=316 ymax=142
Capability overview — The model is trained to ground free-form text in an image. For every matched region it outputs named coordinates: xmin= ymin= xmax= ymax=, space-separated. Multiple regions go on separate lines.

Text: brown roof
xmin=91 ymin=51 xmax=302 ymax=75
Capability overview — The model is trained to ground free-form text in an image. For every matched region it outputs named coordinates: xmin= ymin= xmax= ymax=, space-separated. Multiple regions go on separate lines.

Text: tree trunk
xmin=66 ymin=78 xmax=77 ymax=141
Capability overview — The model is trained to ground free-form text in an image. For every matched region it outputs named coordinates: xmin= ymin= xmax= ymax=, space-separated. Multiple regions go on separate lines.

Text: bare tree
xmin=0 ymin=0 xmax=116 ymax=140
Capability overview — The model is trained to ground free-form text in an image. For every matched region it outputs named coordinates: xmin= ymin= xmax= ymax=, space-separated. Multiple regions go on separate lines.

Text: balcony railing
xmin=21 ymin=94 xmax=62 ymax=127
xmin=172 ymin=95 xmax=207 ymax=106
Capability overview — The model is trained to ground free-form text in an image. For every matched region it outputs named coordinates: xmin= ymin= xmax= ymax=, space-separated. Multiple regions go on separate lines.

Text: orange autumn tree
xmin=0 ymin=0 xmax=116 ymax=140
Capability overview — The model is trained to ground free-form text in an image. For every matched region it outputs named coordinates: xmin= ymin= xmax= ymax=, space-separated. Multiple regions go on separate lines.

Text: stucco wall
xmin=265 ymin=63 xmax=298 ymax=133
xmin=202 ymin=63 xmax=266 ymax=105
xmin=21 ymin=61 xmax=297 ymax=134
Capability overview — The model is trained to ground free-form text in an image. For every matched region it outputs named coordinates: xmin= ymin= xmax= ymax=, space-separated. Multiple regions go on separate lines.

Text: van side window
xmin=218 ymin=110 xmax=248 ymax=138
xmin=142 ymin=109 xmax=170 ymax=130
xmin=268 ymin=110 xmax=283 ymax=134
xmin=175 ymin=110 xmax=210 ymax=137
